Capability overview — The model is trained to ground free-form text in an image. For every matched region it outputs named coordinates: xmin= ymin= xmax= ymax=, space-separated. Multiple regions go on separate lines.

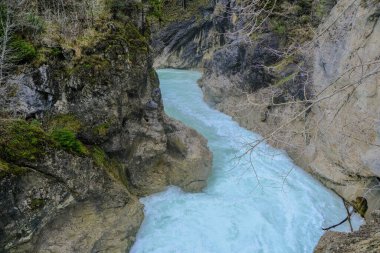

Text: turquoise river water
xmin=130 ymin=69 xmax=362 ymax=253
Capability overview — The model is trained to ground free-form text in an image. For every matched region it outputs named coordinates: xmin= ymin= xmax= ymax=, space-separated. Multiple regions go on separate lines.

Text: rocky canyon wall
xmin=0 ymin=0 xmax=212 ymax=252
xmin=153 ymin=0 xmax=380 ymax=250
xmin=154 ymin=0 xmax=380 ymax=216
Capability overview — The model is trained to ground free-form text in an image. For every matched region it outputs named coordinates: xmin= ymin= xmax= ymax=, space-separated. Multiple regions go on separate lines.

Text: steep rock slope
xmin=305 ymin=0 xmax=380 ymax=213
xmin=152 ymin=0 xmax=231 ymax=69
xmin=0 ymin=0 xmax=212 ymax=251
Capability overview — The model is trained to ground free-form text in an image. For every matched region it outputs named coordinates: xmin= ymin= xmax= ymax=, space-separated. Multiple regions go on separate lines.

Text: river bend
xmin=131 ymin=69 xmax=361 ymax=253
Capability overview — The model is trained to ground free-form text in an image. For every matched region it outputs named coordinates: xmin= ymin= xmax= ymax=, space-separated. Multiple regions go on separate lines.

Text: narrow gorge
xmin=152 ymin=0 xmax=380 ymax=251
xmin=0 ymin=0 xmax=379 ymax=252
xmin=131 ymin=69 xmax=362 ymax=252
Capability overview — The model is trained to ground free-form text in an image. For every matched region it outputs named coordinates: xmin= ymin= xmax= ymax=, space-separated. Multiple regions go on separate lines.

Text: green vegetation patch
xmin=148 ymin=0 xmax=164 ymax=20
xmin=0 ymin=119 xmax=52 ymax=162
xmin=51 ymin=128 xmax=88 ymax=155
xmin=0 ymin=116 xmax=89 ymax=164
xmin=270 ymin=19 xmax=287 ymax=36
xmin=90 ymin=146 xmax=122 ymax=180
xmin=91 ymin=146 xmax=109 ymax=168
xmin=80 ymin=55 xmax=110 ymax=70
xmin=34 ymin=47 xmax=64 ymax=65
xmin=122 ymin=22 xmax=149 ymax=53
xmin=30 ymin=198 xmax=45 ymax=210
xmin=0 ymin=159 xmax=28 ymax=179
xmin=67 ymin=54 xmax=111 ymax=84
xmin=47 ymin=114 xmax=88 ymax=155
xmin=47 ymin=114 xmax=82 ymax=133
xmin=10 ymin=37 xmax=37 ymax=63
xmin=93 ymin=122 xmax=111 ymax=138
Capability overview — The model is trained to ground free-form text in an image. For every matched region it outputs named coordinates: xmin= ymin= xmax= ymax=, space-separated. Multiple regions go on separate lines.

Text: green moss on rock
xmin=271 ymin=19 xmax=287 ymax=36
xmin=0 ymin=159 xmax=28 ymax=179
xmin=0 ymin=159 xmax=9 ymax=178
xmin=46 ymin=114 xmax=88 ymax=155
xmin=90 ymin=146 xmax=123 ymax=180
xmin=0 ymin=117 xmax=89 ymax=164
xmin=80 ymin=55 xmax=110 ymax=70
xmin=51 ymin=128 xmax=88 ymax=155
xmin=122 ymin=22 xmax=149 ymax=53
xmin=34 ymin=47 xmax=64 ymax=66
xmin=30 ymin=198 xmax=45 ymax=210
xmin=47 ymin=114 xmax=82 ymax=133
xmin=93 ymin=122 xmax=111 ymax=138
xmin=0 ymin=119 xmax=51 ymax=162
xmin=10 ymin=37 xmax=37 ymax=63
xmin=91 ymin=146 xmax=109 ymax=168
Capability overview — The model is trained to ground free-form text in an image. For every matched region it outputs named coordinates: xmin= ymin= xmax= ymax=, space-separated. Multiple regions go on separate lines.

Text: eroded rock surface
xmin=0 ymin=0 xmax=212 ymax=251
xmin=315 ymin=211 xmax=380 ymax=253
xmin=1 ymin=151 xmax=143 ymax=252
xmin=208 ymin=0 xmax=380 ymax=214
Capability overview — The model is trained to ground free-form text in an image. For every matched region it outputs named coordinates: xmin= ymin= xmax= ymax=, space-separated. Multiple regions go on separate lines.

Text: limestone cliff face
xmin=305 ymin=0 xmax=380 ymax=213
xmin=152 ymin=0 xmax=232 ymax=69
xmin=0 ymin=0 xmax=212 ymax=251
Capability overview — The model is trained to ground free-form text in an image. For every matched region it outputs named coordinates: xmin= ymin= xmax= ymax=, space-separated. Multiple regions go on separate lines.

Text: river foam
xmin=131 ymin=69 xmax=362 ymax=253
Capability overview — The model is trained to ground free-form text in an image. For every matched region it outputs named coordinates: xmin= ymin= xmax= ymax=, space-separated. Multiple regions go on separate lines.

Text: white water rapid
xmin=131 ymin=69 xmax=362 ymax=253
